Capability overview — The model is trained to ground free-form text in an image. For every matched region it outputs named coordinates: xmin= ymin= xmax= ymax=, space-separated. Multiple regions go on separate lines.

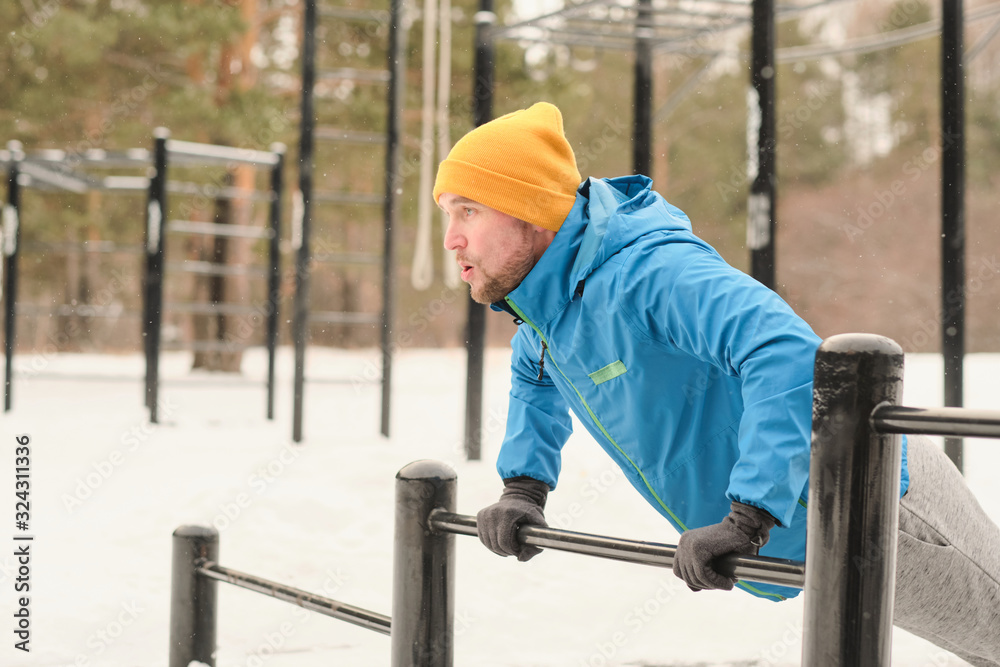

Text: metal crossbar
xmin=197 ymin=561 xmax=391 ymax=635
xmin=165 ymin=139 xmax=280 ymax=167
xmin=166 ymin=181 xmax=275 ymax=202
xmin=164 ymin=302 xmax=266 ymax=316
xmin=20 ymin=240 xmax=142 ymax=254
xmin=166 ymin=220 xmax=275 ymax=239
xmin=872 ymin=405 xmax=1000 ymax=439
xmin=429 ymin=510 xmax=806 ymax=589
xmin=308 ymin=310 xmax=380 ymax=325
xmin=161 ymin=341 xmax=260 ymax=352
xmin=15 ymin=304 xmax=138 ymax=318
xmin=168 ymin=526 xmax=392 ymax=667
xmin=167 ymin=261 xmax=269 ymax=277
xmin=315 ymin=127 xmax=388 ymax=144
xmin=317 ymin=67 xmax=391 ymax=83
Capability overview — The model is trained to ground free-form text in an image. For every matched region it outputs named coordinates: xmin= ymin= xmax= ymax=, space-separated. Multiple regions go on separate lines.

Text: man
xmin=434 ymin=102 xmax=1000 ymax=665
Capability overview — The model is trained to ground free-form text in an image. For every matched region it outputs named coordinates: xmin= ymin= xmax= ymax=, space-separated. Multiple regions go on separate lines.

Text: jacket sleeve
xmin=621 ymin=243 xmax=821 ymax=527
xmin=495 ymin=326 xmax=574 ymax=490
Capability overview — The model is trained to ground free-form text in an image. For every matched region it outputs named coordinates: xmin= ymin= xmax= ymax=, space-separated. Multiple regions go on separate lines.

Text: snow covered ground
xmin=0 ymin=346 xmax=997 ymax=667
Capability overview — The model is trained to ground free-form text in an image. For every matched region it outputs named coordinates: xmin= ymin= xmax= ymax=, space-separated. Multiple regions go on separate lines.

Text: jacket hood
xmin=569 ymin=175 xmax=693 ymax=283
xmin=496 ymin=175 xmax=696 ymax=323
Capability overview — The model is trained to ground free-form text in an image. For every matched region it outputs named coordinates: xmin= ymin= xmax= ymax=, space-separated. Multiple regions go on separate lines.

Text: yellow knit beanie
xmin=433 ymin=102 xmax=581 ymax=232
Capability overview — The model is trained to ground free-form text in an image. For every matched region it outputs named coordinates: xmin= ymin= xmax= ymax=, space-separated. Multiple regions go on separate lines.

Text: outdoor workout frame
xmin=291 ymin=0 xmax=404 ymax=442
xmin=1 ymin=133 xmax=284 ymax=423
xmin=167 ymin=333 xmax=1000 ymax=666
xmin=1 ymin=142 xmax=150 ymax=411
xmin=458 ymin=0 xmax=977 ymax=472
xmin=142 ymin=128 xmax=286 ymax=424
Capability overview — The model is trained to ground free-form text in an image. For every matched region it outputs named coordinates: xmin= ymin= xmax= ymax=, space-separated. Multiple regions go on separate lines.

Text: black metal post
xmin=749 ymin=0 xmax=776 ymax=290
xmin=802 ymin=334 xmax=904 ymax=666
xmin=632 ymin=0 xmax=653 ymax=177
xmin=142 ymin=170 xmax=153 ymax=410
xmin=145 ymin=128 xmax=169 ymax=423
xmin=266 ymin=143 xmax=285 ymax=421
xmin=463 ymin=2 xmax=495 ymax=462
xmin=4 ymin=142 xmax=23 ymax=412
xmin=169 ymin=525 xmax=219 ymax=667
xmin=292 ymin=0 xmax=317 ymax=443
xmin=381 ymin=0 xmax=406 ymax=438
xmin=391 ymin=461 xmax=456 ymax=667
xmin=941 ymin=0 xmax=966 ymax=472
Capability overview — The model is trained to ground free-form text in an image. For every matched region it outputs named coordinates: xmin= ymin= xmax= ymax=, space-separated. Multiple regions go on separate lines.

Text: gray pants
xmin=894 ymin=435 xmax=1000 ymax=666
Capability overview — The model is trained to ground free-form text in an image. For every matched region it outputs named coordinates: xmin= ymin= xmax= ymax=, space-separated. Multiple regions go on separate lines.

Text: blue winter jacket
xmin=493 ymin=175 xmax=910 ymax=601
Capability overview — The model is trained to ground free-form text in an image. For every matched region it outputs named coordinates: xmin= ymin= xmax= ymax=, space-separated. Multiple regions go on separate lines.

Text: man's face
xmin=439 ymin=193 xmax=549 ymax=304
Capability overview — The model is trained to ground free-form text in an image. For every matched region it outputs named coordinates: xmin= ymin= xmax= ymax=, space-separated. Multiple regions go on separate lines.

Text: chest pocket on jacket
xmin=588 ymin=360 xmax=627 ymax=385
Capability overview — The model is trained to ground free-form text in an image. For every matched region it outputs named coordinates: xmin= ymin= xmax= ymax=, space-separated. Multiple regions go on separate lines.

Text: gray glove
xmin=476 ymin=476 xmax=549 ymax=562
xmin=673 ymin=501 xmax=777 ymax=591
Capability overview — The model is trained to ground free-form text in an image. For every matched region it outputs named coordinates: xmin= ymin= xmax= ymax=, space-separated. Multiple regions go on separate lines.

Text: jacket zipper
xmin=504 ymin=296 xmax=787 ymax=601
xmin=504 ymin=297 xmax=687 ymax=529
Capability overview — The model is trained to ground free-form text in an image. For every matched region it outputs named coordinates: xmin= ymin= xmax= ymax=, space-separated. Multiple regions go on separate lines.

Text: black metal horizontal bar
xmin=309 ymin=311 xmax=380 ymax=325
xmin=166 ymin=139 xmax=280 ymax=167
xmin=166 ymin=220 xmax=275 ymax=239
xmin=313 ymin=190 xmax=384 ymax=205
xmin=197 ymin=562 xmax=391 ymax=636
xmin=166 ymin=261 xmax=269 ymax=277
xmin=164 ymin=302 xmax=265 ymax=316
xmin=429 ymin=510 xmax=806 ymax=590
xmin=315 ymin=127 xmax=387 ymax=144
xmin=312 ymin=251 xmax=381 ymax=265
xmin=317 ymin=67 xmax=391 ymax=83
xmin=872 ymin=405 xmax=1000 ymax=439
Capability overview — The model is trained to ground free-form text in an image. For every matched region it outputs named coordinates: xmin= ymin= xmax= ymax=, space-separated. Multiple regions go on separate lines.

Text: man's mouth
xmin=458 ymin=260 xmax=474 ymax=281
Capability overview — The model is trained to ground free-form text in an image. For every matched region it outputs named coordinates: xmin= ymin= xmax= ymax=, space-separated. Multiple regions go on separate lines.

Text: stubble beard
xmin=467 ymin=245 xmax=537 ymax=305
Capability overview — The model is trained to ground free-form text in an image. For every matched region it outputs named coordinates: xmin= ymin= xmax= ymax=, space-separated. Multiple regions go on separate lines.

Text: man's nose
xmin=443 ymin=216 xmax=464 ymax=251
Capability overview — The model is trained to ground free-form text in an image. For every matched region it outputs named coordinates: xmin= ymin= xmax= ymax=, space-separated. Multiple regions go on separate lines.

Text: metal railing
xmin=802 ymin=333 xmax=999 ymax=665
xmin=169 ymin=333 xmax=1000 ymax=667
xmin=427 ymin=510 xmax=806 ymax=588
xmin=142 ymin=129 xmax=286 ymax=424
xmin=169 ymin=526 xmax=391 ymax=667
xmin=2 ymin=133 xmax=285 ymax=420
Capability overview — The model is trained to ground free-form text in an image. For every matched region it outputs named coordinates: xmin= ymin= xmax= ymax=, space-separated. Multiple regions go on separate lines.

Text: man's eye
xmin=464 ymin=208 xmax=475 ymax=216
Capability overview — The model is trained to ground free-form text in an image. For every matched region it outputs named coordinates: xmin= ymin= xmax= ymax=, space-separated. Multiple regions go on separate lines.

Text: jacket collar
xmin=493 ymin=175 xmax=657 ymax=327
